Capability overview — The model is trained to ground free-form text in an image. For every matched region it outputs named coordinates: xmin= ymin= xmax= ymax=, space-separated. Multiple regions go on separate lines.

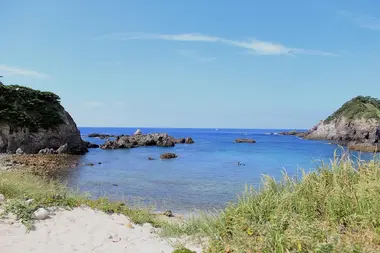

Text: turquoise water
xmin=63 ymin=128 xmax=373 ymax=212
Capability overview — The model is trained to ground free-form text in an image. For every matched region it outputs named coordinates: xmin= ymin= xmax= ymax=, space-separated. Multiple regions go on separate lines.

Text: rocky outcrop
xmin=0 ymin=85 xmax=88 ymax=155
xmin=185 ymin=137 xmax=194 ymax=144
xmin=101 ymin=133 xmax=176 ymax=149
xmin=160 ymin=153 xmax=177 ymax=159
xmin=278 ymin=131 xmax=306 ymax=137
xmin=88 ymin=133 xmax=116 ymax=139
xmin=83 ymin=141 xmax=99 ymax=149
xmin=235 ymin=138 xmax=256 ymax=143
xmin=303 ymin=96 xmax=380 ymax=152
xmin=173 ymin=137 xmax=195 ymax=144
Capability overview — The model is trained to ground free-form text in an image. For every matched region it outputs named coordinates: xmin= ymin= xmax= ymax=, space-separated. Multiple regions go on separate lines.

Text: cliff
xmin=0 ymin=84 xmax=88 ymax=154
xmin=303 ymin=96 xmax=380 ymax=152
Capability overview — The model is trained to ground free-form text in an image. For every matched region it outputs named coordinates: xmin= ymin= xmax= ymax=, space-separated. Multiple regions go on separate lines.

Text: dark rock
xmin=98 ymin=162 xmax=102 ymax=164
xmin=163 ymin=210 xmax=174 ymax=217
xmin=174 ymin=138 xmax=186 ymax=144
xmin=235 ymin=138 xmax=256 ymax=143
xmin=84 ymin=141 xmax=99 ymax=149
xmin=278 ymin=131 xmax=306 ymax=137
xmin=148 ymin=157 xmax=155 ymax=160
xmin=160 ymin=153 xmax=177 ymax=160
xmin=86 ymin=163 xmax=95 ymax=166
xmin=185 ymin=137 xmax=194 ymax=144
xmin=101 ymin=133 xmax=175 ymax=149
xmin=88 ymin=133 xmax=116 ymax=139
xmin=112 ymin=183 xmax=118 ymax=187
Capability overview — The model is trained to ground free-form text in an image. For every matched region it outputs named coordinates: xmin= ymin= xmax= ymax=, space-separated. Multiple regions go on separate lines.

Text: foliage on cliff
xmin=0 ymin=84 xmax=64 ymax=131
xmin=325 ymin=96 xmax=380 ymax=123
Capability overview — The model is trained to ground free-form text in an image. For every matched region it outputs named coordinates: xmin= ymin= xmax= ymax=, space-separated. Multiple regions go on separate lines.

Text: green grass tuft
xmin=162 ymin=154 xmax=380 ymax=252
xmin=172 ymin=247 xmax=196 ymax=253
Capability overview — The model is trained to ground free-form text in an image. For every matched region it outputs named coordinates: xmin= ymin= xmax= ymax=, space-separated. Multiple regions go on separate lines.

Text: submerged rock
xmin=160 ymin=153 xmax=177 ymax=160
xmin=235 ymin=138 xmax=256 ymax=143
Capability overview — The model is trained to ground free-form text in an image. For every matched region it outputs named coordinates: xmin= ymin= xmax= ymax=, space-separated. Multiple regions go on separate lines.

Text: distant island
xmin=282 ymin=96 xmax=380 ymax=152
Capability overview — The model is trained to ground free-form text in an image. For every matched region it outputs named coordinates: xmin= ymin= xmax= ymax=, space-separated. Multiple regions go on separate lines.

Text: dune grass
xmin=162 ymin=154 xmax=380 ymax=252
xmin=0 ymin=171 xmax=158 ymax=230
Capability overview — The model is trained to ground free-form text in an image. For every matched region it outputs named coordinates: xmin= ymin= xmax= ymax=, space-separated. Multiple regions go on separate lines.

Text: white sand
xmin=0 ymin=207 xmax=202 ymax=253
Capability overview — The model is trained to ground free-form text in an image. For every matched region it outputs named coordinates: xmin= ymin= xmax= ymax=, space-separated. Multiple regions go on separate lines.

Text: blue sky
xmin=1 ymin=0 xmax=380 ymax=129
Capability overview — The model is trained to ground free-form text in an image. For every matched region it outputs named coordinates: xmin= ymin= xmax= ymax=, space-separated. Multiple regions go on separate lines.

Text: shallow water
xmin=62 ymin=128 xmax=374 ymax=213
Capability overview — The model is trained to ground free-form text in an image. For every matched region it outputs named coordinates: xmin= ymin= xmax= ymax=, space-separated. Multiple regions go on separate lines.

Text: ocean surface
xmin=62 ymin=127 xmax=375 ymax=213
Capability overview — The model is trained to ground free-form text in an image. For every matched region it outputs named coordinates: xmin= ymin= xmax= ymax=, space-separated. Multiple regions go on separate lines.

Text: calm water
xmin=62 ymin=127 xmax=374 ymax=213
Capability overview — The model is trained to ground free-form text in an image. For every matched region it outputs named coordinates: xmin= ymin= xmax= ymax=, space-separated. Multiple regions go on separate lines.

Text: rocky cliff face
xmin=0 ymin=84 xmax=87 ymax=155
xmin=303 ymin=96 xmax=380 ymax=152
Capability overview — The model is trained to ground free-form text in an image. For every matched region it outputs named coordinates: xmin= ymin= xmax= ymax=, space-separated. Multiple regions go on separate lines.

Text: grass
xmin=325 ymin=96 xmax=380 ymax=123
xmin=0 ymin=170 xmax=158 ymax=230
xmin=162 ymin=153 xmax=380 ymax=252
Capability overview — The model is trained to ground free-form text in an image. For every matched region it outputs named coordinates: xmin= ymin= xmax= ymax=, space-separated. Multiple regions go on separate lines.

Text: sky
xmin=1 ymin=0 xmax=380 ymax=129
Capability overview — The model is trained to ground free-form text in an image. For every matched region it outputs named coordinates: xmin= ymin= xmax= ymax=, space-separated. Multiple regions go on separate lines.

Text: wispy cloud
xmin=177 ymin=49 xmax=216 ymax=62
xmin=339 ymin=10 xmax=380 ymax=30
xmin=0 ymin=64 xmax=48 ymax=78
xmin=96 ymin=32 xmax=337 ymax=56
xmin=83 ymin=101 xmax=104 ymax=107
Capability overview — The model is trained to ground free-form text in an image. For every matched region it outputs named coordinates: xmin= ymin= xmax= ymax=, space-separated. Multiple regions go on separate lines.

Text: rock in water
xmin=185 ymin=137 xmax=194 ymax=144
xmin=101 ymin=133 xmax=175 ymax=149
xmin=32 ymin=208 xmax=50 ymax=220
xmin=0 ymin=85 xmax=87 ymax=155
xmin=235 ymin=138 xmax=256 ymax=143
xmin=160 ymin=153 xmax=177 ymax=159
xmin=303 ymin=96 xmax=380 ymax=152
xmin=133 ymin=129 xmax=142 ymax=135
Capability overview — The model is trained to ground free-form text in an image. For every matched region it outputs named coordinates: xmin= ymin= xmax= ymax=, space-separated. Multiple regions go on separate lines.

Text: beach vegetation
xmin=162 ymin=153 xmax=380 ymax=252
xmin=0 ymin=170 xmax=157 ymax=230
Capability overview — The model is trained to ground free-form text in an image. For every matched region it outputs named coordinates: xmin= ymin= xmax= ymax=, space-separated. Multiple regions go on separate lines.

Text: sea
xmin=61 ymin=127 xmax=375 ymax=213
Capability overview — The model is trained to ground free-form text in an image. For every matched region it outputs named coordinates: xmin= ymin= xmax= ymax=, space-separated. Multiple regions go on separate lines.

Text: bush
xmin=172 ymin=248 xmax=196 ymax=253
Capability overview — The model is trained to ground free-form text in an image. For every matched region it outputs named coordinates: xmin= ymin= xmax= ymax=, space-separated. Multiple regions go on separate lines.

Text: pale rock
xmin=15 ymin=148 xmax=24 ymax=155
xmin=0 ymin=193 xmax=5 ymax=202
xmin=32 ymin=208 xmax=50 ymax=220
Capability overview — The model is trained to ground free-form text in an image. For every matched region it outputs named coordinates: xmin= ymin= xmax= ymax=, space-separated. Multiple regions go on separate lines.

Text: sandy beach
xmin=0 ymin=207 xmax=202 ymax=253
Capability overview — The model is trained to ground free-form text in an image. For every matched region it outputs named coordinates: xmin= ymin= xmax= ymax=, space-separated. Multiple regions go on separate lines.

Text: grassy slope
xmin=0 ymin=84 xmax=64 ymax=131
xmin=325 ymin=96 xmax=380 ymax=124
xmin=163 ymin=154 xmax=380 ymax=252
